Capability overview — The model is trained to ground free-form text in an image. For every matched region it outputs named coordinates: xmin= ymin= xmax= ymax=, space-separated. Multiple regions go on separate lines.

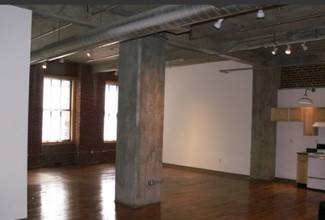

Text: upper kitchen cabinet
xmin=289 ymin=108 xmax=303 ymax=121
xmin=315 ymin=108 xmax=325 ymax=121
xmin=271 ymin=108 xmax=289 ymax=121
xmin=271 ymin=107 xmax=319 ymax=136
xmin=271 ymin=107 xmax=303 ymax=121
xmin=303 ymin=108 xmax=318 ymax=136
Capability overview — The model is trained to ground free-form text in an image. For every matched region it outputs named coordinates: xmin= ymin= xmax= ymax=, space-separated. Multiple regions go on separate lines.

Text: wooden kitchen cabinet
xmin=315 ymin=107 xmax=325 ymax=121
xmin=303 ymin=108 xmax=318 ymax=136
xmin=271 ymin=107 xmax=303 ymax=121
xmin=271 ymin=108 xmax=289 ymax=121
xmin=271 ymin=107 xmax=319 ymax=136
xmin=289 ymin=108 xmax=303 ymax=121
xmin=296 ymin=152 xmax=308 ymax=187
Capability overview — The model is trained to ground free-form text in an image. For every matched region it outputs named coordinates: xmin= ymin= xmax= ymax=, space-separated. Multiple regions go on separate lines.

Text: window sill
xmin=42 ymin=141 xmax=74 ymax=146
xmin=104 ymin=141 xmax=117 ymax=144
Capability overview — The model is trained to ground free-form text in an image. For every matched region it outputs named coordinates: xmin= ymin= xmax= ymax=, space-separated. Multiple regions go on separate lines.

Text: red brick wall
xmin=76 ymin=65 xmax=117 ymax=165
xmin=281 ymin=64 xmax=325 ymax=88
xmin=28 ymin=65 xmax=43 ymax=168
xmin=28 ymin=62 xmax=117 ymax=168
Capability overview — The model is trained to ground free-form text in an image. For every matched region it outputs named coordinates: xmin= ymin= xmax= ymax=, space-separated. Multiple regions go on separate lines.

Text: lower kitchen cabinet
xmin=296 ymin=152 xmax=308 ymax=187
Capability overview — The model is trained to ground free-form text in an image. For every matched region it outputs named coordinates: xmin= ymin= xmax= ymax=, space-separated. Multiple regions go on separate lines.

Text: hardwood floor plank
xmin=28 ymin=164 xmax=325 ymax=219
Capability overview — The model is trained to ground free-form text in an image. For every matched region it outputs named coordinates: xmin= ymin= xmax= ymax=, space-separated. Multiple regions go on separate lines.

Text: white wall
xmin=0 ymin=5 xmax=31 ymax=220
xmin=275 ymin=88 xmax=325 ymax=180
xmin=163 ymin=61 xmax=252 ymax=175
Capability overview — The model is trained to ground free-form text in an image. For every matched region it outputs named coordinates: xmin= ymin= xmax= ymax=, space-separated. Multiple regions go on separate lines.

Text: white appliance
xmin=307 ymin=154 xmax=325 ymax=191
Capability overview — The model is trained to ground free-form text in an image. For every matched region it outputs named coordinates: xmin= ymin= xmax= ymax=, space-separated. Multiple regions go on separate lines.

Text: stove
xmin=317 ymin=144 xmax=325 ymax=154
xmin=308 ymin=144 xmax=325 ymax=191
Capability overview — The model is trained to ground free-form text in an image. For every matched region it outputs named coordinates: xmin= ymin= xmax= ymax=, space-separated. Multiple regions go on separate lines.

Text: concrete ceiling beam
xmin=223 ymin=25 xmax=325 ymax=53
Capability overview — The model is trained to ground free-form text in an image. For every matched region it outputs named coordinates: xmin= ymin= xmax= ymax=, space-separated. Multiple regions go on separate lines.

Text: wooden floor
xmin=28 ymin=163 xmax=325 ymax=220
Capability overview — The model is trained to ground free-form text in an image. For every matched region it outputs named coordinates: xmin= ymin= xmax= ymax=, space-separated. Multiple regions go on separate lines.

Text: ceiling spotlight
xmin=271 ymin=46 xmax=278 ymax=55
xmin=297 ymin=88 xmax=316 ymax=105
xmin=285 ymin=45 xmax=291 ymax=55
xmin=86 ymin=52 xmax=91 ymax=57
xmin=301 ymin=42 xmax=308 ymax=51
xmin=42 ymin=61 xmax=48 ymax=69
xmin=257 ymin=8 xmax=265 ymax=19
xmin=213 ymin=18 xmax=224 ymax=30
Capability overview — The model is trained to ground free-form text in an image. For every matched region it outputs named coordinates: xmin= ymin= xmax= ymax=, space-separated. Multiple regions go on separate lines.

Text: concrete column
xmin=115 ymin=35 xmax=166 ymax=207
xmin=250 ymin=68 xmax=281 ymax=180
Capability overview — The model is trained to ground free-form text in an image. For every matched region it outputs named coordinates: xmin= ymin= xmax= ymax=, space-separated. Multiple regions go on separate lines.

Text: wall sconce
xmin=297 ymin=88 xmax=316 ymax=105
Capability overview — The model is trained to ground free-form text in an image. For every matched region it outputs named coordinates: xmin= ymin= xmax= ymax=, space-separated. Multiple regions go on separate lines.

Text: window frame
xmin=42 ymin=74 xmax=75 ymax=144
xmin=103 ymin=80 xmax=119 ymax=143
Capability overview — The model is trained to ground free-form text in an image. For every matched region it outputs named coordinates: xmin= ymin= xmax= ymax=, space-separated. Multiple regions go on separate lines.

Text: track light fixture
xmin=213 ymin=18 xmax=224 ymax=29
xmin=257 ymin=8 xmax=265 ymax=19
xmin=297 ymin=88 xmax=316 ymax=105
xmin=271 ymin=46 xmax=278 ymax=55
xmin=301 ymin=42 xmax=308 ymax=51
xmin=285 ymin=45 xmax=291 ymax=55
xmin=42 ymin=61 xmax=48 ymax=69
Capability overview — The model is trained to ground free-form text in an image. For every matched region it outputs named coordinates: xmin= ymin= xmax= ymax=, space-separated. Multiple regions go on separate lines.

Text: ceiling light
xmin=297 ymin=88 xmax=316 ymax=105
xmin=285 ymin=45 xmax=291 ymax=55
xmin=42 ymin=61 xmax=48 ymax=69
xmin=86 ymin=52 xmax=91 ymax=57
xmin=271 ymin=46 xmax=278 ymax=55
xmin=213 ymin=18 xmax=224 ymax=30
xmin=257 ymin=9 xmax=265 ymax=19
xmin=301 ymin=42 xmax=308 ymax=51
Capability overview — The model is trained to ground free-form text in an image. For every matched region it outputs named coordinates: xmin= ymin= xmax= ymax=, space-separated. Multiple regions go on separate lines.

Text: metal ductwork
xmin=31 ymin=4 xmax=258 ymax=64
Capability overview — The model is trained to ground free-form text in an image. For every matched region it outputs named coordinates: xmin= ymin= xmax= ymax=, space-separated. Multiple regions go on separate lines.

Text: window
xmin=42 ymin=77 xmax=72 ymax=142
xmin=104 ymin=82 xmax=118 ymax=141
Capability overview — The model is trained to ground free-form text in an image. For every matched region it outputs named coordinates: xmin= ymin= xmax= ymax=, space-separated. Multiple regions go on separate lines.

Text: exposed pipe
xmin=91 ymin=5 xmax=120 ymax=15
xmin=32 ymin=23 xmax=73 ymax=41
xmin=31 ymin=5 xmax=258 ymax=64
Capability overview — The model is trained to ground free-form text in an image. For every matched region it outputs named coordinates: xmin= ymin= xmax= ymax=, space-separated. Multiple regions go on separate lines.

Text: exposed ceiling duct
xmin=30 ymin=4 xmax=259 ymax=64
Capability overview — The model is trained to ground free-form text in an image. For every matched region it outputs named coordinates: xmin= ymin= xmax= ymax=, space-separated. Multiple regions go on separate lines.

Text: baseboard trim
xmin=162 ymin=163 xmax=250 ymax=179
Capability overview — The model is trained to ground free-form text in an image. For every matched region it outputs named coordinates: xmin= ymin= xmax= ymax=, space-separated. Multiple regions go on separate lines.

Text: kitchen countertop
xmin=297 ymin=152 xmax=309 ymax=155
xmin=297 ymin=152 xmax=325 ymax=157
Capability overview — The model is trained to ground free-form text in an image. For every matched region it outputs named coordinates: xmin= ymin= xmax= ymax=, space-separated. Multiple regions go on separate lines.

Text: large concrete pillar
xmin=250 ymin=68 xmax=281 ymax=180
xmin=115 ymin=35 xmax=166 ymax=207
